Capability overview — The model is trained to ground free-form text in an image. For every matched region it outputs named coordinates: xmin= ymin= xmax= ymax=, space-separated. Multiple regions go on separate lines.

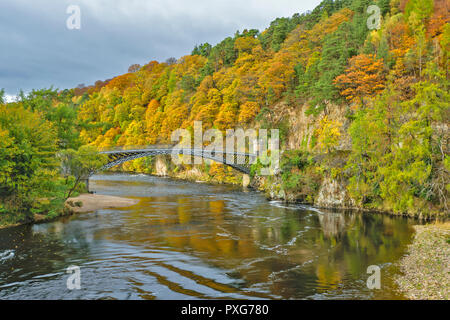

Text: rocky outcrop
xmin=254 ymin=173 xmax=356 ymax=209
xmin=315 ymin=177 xmax=356 ymax=209
xmin=175 ymin=166 xmax=206 ymax=181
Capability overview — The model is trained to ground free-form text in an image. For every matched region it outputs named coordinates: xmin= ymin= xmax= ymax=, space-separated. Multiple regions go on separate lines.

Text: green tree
xmin=60 ymin=145 xmax=108 ymax=199
xmin=192 ymin=43 xmax=212 ymax=57
xmin=18 ymin=88 xmax=81 ymax=149
xmin=346 ymin=62 xmax=449 ymax=214
xmin=307 ymin=23 xmax=354 ymax=114
xmin=0 ymin=103 xmax=61 ymax=220
xmin=405 ymin=0 xmax=434 ymax=27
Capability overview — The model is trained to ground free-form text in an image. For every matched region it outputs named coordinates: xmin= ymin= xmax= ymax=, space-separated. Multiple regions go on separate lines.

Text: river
xmin=0 ymin=173 xmax=416 ymax=300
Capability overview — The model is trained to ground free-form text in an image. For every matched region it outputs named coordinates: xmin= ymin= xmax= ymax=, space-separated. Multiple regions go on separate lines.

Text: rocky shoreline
xmin=396 ymin=223 xmax=450 ymax=300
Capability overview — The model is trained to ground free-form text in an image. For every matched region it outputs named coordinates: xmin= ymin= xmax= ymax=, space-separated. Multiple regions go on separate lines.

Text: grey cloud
xmin=0 ymin=0 xmax=322 ymax=95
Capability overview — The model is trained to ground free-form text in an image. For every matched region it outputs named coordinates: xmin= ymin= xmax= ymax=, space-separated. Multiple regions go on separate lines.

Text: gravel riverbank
xmin=396 ymin=223 xmax=450 ymax=300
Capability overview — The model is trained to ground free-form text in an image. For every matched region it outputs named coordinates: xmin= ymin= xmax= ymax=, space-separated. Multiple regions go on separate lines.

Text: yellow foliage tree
xmin=314 ymin=116 xmax=342 ymax=153
xmin=238 ymin=101 xmax=260 ymax=124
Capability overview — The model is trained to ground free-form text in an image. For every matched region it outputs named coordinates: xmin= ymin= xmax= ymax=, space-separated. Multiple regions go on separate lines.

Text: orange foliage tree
xmin=334 ymin=54 xmax=386 ymax=107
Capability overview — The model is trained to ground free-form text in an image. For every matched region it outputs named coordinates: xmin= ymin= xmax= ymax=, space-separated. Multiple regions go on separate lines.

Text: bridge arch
xmin=97 ymin=147 xmax=257 ymax=176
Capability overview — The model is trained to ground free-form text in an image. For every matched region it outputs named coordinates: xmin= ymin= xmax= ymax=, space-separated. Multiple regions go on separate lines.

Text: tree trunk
xmin=66 ymin=176 xmax=81 ymax=200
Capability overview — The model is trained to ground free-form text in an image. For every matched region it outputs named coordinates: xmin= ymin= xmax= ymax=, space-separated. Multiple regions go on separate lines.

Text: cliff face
xmin=261 ymin=101 xmax=356 ymax=209
xmin=289 ymin=104 xmax=354 ymax=208
xmin=282 ymin=102 xmax=352 ymax=152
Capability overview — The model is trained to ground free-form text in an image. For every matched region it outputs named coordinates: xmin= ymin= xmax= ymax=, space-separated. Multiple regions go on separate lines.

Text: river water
xmin=0 ymin=173 xmax=416 ymax=300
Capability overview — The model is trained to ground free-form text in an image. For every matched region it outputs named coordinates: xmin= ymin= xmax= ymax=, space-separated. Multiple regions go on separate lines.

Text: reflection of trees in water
xmin=317 ymin=210 xmax=350 ymax=239
xmin=313 ymin=212 xmax=414 ymax=295
xmin=115 ymin=196 xmax=414 ymax=299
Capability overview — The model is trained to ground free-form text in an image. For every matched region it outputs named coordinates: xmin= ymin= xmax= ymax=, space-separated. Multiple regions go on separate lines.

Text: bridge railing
xmin=99 ymin=144 xmax=176 ymax=152
xmin=100 ymin=145 xmax=258 ymax=156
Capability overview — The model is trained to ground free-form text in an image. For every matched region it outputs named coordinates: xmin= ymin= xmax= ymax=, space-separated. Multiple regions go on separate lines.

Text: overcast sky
xmin=0 ymin=0 xmax=322 ymax=97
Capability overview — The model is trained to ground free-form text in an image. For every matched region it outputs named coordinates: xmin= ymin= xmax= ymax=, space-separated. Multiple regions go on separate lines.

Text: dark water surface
xmin=0 ymin=173 xmax=415 ymax=300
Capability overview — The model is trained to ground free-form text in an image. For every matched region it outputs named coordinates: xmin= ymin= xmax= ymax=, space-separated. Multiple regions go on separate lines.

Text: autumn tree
xmin=334 ymin=54 xmax=385 ymax=107
xmin=314 ymin=116 xmax=342 ymax=153
xmin=128 ymin=64 xmax=141 ymax=73
xmin=238 ymin=101 xmax=260 ymax=124
xmin=234 ymin=36 xmax=260 ymax=55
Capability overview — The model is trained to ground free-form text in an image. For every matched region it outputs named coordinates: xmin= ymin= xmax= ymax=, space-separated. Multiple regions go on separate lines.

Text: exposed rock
xmin=175 ymin=166 xmax=207 ymax=181
xmin=315 ymin=177 xmax=355 ymax=209
xmin=252 ymin=175 xmax=286 ymax=200
xmin=277 ymin=101 xmax=352 ymax=151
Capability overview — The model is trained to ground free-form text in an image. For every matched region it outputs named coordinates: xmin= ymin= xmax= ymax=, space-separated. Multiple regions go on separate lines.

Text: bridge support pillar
xmin=243 ymin=174 xmax=251 ymax=188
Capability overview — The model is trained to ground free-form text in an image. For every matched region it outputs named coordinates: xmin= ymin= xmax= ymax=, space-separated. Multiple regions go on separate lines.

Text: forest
xmin=0 ymin=0 xmax=449 ymax=226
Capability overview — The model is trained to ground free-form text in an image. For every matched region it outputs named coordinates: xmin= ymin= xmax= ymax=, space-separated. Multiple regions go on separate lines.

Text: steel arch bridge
xmin=98 ymin=146 xmax=258 ymax=175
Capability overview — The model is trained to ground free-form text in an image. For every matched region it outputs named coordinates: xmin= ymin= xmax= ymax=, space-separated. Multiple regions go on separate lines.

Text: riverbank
xmin=396 ymin=222 xmax=450 ymax=300
xmin=66 ymin=194 xmax=139 ymax=213
xmin=0 ymin=194 xmax=139 ymax=230
xmin=112 ymin=166 xmax=446 ymax=220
